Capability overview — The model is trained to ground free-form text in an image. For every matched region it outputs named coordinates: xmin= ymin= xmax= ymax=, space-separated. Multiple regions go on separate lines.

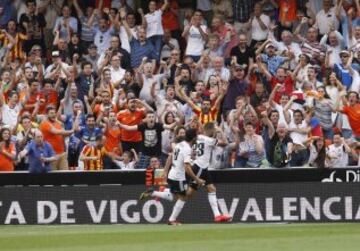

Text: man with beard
xmin=39 ymin=105 xmax=74 ymax=170
xmin=118 ymin=111 xmax=177 ymax=169
xmin=117 ymin=97 xmax=153 ymax=153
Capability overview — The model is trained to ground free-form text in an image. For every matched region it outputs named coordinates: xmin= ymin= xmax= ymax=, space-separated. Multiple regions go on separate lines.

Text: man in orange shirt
xmin=341 ymin=91 xmax=360 ymax=140
xmin=39 ymin=106 xmax=74 ymax=170
xmin=100 ymin=111 xmax=122 ymax=169
xmin=93 ymin=90 xmax=118 ymax=117
xmin=117 ymin=97 xmax=153 ymax=153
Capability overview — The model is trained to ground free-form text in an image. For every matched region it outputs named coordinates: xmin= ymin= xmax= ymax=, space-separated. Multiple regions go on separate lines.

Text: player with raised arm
xmin=139 ymin=129 xmax=205 ymax=225
xmin=188 ymin=122 xmax=232 ymax=222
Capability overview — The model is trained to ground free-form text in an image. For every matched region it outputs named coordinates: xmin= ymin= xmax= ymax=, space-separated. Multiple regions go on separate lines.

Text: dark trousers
xmin=121 ymin=141 xmax=142 ymax=153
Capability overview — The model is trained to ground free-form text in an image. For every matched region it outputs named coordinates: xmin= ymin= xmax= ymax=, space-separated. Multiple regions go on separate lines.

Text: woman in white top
xmin=145 ymin=0 xmax=169 ymax=61
xmin=250 ymin=3 xmax=270 ymax=48
xmin=182 ymin=10 xmax=209 ymax=62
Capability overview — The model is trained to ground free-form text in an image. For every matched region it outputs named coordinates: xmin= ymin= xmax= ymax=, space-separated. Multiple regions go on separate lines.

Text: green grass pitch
xmin=0 ymin=223 xmax=359 ymax=251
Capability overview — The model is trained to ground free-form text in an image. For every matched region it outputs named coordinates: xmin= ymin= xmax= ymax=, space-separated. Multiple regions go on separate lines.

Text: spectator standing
xmin=39 ymin=105 xmax=74 ymax=170
xmin=18 ymin=130 xmax=57 ymax=173
xmin=250 ymin=3 xmax=271 ymax=49
xmin=182 ymin=10 xmax=209 ymax=62
xmin=53 ymin=5 xmax=78 ymax=41
xmin=145 ymin=0 xmax=169 ymax=62
xmin=19 ymin=0 xmax=46 ymax=55
xmin=0 ymin=127 xmax=16 ymax=171
xmin=116 ymin=98 xmax=147 ymax=152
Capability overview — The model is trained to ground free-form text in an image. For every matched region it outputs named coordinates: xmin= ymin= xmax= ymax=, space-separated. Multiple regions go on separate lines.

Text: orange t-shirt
xmin=0 ymin=143 xmax=15 ymax=171
xmin=104 ymin=126 xmax=121 ymax=153
xmin=343 ymin=104 xmax=360 ymax=137
xmin=39 ymin=120 xmax=65 ymax=154
xmin=117 ymin=109 xmax=144 ymax=142
xmin=94 ymin=103 xmax=119 ymax=117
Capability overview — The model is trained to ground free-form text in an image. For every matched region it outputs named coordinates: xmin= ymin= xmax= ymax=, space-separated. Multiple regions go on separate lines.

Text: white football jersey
xmin=194 ymin=134 xmax=217 ymax=169
xmin=168 ymin=141 xmax=192 ymax=181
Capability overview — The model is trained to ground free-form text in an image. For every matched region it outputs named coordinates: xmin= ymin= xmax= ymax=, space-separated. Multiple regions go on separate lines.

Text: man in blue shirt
xmin=334 ymin=50 xmax=359 ymax=90
xmin=256 ymin=41 xmax=290 ymax=76
xmin=121 ymin=10 xmax=158 ymax=68
xmin=74 ymin=114 xmax=103 ymax=151
xmin=18 ymin=130 xmax=59 ymax=173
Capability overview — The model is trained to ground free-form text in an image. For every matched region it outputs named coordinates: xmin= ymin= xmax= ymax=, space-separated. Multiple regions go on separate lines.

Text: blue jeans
xmin=234 ymin=156 xmax=248 ymax=168
xmin=187 ymin=55 xmax=201 ymax=62
xmin=323 ymin=128 xmax=334 ymax=140
xmin=148 ymin=35 xmax=162 ymax=62
xmin=342 ymin=129 xmax=353 ymax=139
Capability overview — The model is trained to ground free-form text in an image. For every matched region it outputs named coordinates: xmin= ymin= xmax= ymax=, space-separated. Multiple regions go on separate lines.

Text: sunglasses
xmin=100 ymin=35 xmax=104 ymax=43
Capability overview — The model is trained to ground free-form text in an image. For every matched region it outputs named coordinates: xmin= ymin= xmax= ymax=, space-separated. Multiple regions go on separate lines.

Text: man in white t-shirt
xmin=160 ymin=29 xmax=180 ymax=60
xmin=326 ymin=132 xmax=352 ymax=168
xmin=314 ymin=0 xmax=340 ymax=36
xmin=0 ymin=90 xmax=23 ymax=130
xmin=138 ymin=61 xmax=169 ymax=105
xmin=250 ymin=3 xmax=270 ymax=47
xmin=182 ymin=10 xmax=209 ymax=62
xmin=288 ymin=109 xmax=311 ymax=167
xmin=145 ymin=0 xmax=169 ymax=61
xmin=109 ymin=54 xmax=126 ymax=84
xmin=203 ymin=56 xmax=231 ymax=82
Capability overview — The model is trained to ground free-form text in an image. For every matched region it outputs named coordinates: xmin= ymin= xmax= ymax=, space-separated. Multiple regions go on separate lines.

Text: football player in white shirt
xmin=139 ymin=129 xmax=204 ymax=225
xmin=187 ymin=122 xmax=231 ymax=222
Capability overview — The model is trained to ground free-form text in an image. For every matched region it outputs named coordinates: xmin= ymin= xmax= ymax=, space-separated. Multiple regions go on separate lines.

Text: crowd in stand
xmin=0 ymin=0 xmax=359 ymax=172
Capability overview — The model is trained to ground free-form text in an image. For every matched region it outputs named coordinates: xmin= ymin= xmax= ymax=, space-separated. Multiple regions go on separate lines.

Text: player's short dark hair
xmin=185 ymin=129 xmax=197 ymax=142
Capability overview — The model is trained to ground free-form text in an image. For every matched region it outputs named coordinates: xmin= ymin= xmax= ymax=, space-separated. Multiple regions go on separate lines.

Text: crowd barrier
xmin=0 ymin=168 xmax=359 ymax=224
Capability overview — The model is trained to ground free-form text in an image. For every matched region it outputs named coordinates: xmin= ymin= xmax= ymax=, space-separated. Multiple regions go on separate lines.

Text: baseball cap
xmin=339 ymin=50 xmax=350 ymax=56
xmin=234 ymin=64 xmax=246 ymax=70
xmin=52 ymin=51 xmax=60 ymax=57
xmin=265 ymin=43 xmax=276 ymax=50
xmin=30 ymin=44 xmax=41 ymax=52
